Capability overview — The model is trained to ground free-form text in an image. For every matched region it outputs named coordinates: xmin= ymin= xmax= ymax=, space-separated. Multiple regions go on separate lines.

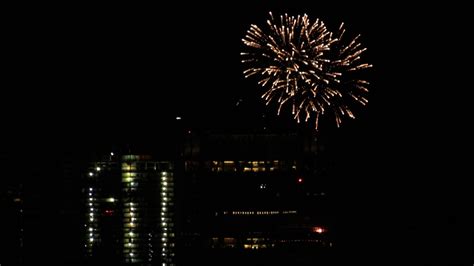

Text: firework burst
xmin=241 ymin=12 xmax=372 ymax=130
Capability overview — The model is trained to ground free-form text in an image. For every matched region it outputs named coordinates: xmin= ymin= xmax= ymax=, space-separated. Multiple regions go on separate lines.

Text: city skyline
xmin=1 ymin=1 xmax=471 ymax=265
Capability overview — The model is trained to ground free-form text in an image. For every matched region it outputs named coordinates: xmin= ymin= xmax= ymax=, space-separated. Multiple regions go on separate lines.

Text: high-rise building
xmin=177 ymin=129 xmax=335 ymax=264
xmin=84 ymin=154 xmax=175 ymax=265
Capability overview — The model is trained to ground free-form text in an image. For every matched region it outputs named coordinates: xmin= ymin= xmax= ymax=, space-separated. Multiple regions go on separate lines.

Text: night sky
xmin=2 ymin=1 xmax=472 ymax=264
xmin=3 ymin=2 xmax=379 ymax=146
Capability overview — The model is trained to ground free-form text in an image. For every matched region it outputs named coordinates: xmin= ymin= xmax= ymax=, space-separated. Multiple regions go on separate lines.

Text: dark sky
xmin=2 ymin=2 xmax=471 ymax=263
xmin=2 ymin=2 xmax=382 ymax=148
xmin=2 ymin=2 xmax=470 ymax=143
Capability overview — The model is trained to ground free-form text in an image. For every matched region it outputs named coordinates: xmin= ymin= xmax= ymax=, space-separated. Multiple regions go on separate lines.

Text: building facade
xmin=84 ymin=154 xmax=175 ymax=265
xmin=177 ymin=129 xmax=334 ymax=264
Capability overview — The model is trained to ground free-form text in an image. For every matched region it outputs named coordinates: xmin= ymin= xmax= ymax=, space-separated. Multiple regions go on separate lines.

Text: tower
xmin=84 ymin=153 xmax=175 ymax=265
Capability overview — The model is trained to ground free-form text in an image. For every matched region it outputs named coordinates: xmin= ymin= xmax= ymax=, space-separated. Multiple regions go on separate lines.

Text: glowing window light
xmin=313 ymin=226 xmax=326 ymax=234
xmin=88 ymin=172 xmax=94 ymax=177
xmin=106 ymin=197 xmax=115 ymax=203
xmin=130 ymin=253 xmax=134 ymax=257
xmin=90 ymin=208 xmax=93 ymax=211
xmin=129 ymin=232 xmax=134 ymax=236
xmin=89 ymin=228 xmax=93 ymax=232
xmin=89 ymin=218 xmax=94 ymax=222
xmin=162 ymin=181 xmax=168 ymax=186
xmin=89 ymin=238 xmax=94 ymax=242
xmin=96 ymin=167 xmax=101 ymax=171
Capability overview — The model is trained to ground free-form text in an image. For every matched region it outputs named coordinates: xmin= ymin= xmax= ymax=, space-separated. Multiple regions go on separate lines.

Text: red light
xmin=312 ymin=226 xmax=325 ymax=234
xmin=297 ymin=178 xmax=303 ymax=183
xmin=104 ymin=209 xmax=114 ymax=216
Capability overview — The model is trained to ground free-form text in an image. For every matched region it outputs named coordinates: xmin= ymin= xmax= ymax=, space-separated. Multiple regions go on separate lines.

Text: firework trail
xmin=241 ymin=12 xmax=372 ymax=130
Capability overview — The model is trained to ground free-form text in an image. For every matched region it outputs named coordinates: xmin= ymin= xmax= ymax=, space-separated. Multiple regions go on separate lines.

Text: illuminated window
xmin=312 ymin=226 xmax=326 ymax=234
xmin=106 ymin=197 xmax=115 ymax=203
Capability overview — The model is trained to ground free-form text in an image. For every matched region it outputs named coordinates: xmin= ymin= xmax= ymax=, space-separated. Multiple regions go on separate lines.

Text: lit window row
xmin=243 ymin=244 xmax=268 ymax=249
xmin=122 ymin=163 xmax=137 ymax=171
xmin=229 ymin=210 xmax=297 ymax=215
xmin=85 ymin=185 xmax=98 ymax=255
xmin=279 ymin=239 xmax=326 ymax=243
xmin=160 ymin=171 xmax=174 ymax=264
xmin=121 ymin=161 xmax=167 ymax=171
xmin=206 ymin=160 xmax=298 ymax=172
xmin=124 ymin=197 xmax=138 ymax=262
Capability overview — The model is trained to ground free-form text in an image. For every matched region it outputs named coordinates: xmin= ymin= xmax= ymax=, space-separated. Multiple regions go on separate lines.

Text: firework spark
xmin=241 ymin=12 xmax=372 ymax=130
